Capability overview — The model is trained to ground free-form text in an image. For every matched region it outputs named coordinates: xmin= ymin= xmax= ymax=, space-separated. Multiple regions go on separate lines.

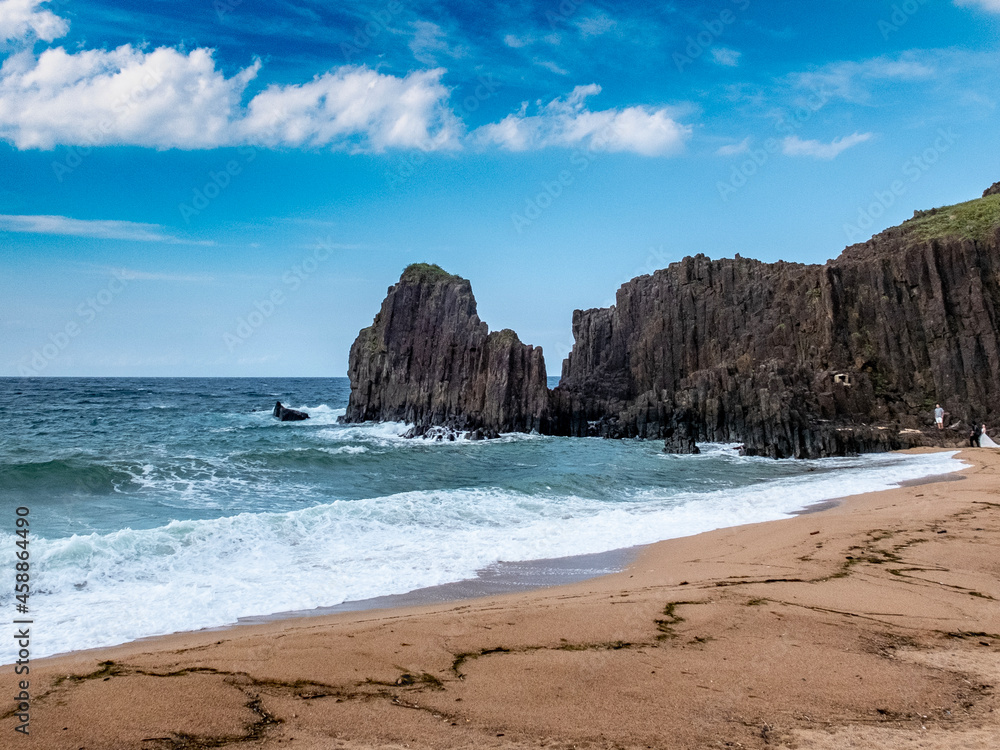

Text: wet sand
xmin=237 ymin=547 xmax=641 ymax=624
xmin=3 ymin=447 xmax=998 ymax=750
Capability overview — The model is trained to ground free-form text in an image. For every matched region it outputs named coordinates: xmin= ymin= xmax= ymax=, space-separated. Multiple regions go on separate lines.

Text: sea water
xmin=0 ymin=377 xmax=965 ymax=663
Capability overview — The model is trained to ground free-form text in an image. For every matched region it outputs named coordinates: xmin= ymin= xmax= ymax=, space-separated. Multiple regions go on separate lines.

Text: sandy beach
xmin=3 ymin=447 xmax=998 ymax=750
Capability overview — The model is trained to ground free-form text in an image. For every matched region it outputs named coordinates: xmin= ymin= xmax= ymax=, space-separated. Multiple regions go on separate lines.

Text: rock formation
xmin=341 ymin=264 xmax=549 ymax=435
xmin=343 ymin=188 xmax=1000 ymax=458
xmin=552 ymin=189 xmax=1000 ymax=457
xmin=273 ymin=402 xmax=309 ymax=421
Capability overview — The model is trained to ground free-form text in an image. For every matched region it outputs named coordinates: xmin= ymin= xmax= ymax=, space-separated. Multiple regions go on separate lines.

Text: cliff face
xmin=344 ymin=190 xmax=1000 ymax=458
xmin=553 ymin=196 xmax=1000 ymax=456
xmin=342 ymin=264 xmax=549 ymax=433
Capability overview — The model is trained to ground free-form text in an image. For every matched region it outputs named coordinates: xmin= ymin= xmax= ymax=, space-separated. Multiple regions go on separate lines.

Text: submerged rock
xmin=273 ymin=401 xmax=309 ymax=422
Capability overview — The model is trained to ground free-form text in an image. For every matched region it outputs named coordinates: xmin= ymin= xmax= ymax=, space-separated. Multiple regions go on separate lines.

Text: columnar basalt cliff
xmin=553 ymin=191 xmax=1000 ymax=456
xmin=344 ymin=190 xmax=1000 ymax=457
xmin=342 ymin=263 xmax=549 ymax=435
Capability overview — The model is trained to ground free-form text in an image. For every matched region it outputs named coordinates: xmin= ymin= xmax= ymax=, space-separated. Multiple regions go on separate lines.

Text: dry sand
xmin=3 ymin=448 xmax=998 ymax=750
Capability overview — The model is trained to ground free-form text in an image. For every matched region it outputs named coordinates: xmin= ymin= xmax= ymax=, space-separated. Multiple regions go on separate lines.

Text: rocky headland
xmin=342 ymin=188 xmax=1000 ymax=458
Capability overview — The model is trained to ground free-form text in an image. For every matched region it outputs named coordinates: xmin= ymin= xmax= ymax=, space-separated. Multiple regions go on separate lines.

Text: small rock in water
xmin=272 ymin=401 xmax=310 ymax=422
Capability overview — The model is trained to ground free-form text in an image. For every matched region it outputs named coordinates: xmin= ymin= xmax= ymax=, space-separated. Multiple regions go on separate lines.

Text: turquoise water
xmin=0 ymin=377 xmax=964 ymax=662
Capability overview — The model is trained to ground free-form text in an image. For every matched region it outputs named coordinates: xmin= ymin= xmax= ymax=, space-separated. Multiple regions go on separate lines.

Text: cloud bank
xmin=0 ymin=3 xmax=689 ymax=156
xmin=0 ymin=44 xmax=461 ymax=151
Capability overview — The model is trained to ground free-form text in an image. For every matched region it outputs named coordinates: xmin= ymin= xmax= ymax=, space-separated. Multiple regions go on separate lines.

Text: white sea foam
xmin=286 ymin=404 xmax=346 ymax=426
xmin=328 ymin=446 xmax=368 ymax=455
xmin=119 ymin=459 xmax=258 ymax=509
xmin=319 ymin=421 xmax=412 ymax=445
xmin=0 ymin=450 xmax=965 ymax=664
xmin=316 ymin=422 xmax=546 ymax=448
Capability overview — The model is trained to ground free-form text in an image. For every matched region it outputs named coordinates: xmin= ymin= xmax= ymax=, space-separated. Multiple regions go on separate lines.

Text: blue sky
xmin=1 ymin=0 xmax=999 ymax=376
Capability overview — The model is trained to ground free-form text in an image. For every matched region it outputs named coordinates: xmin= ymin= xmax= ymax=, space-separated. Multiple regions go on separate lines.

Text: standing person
xmin=980 ymin=424 xmax=1000 ymax=448
xmin=970 ymin=427 xmax=980 ymax=447
xmin=934 ymin=404 xmax=945 ymax=430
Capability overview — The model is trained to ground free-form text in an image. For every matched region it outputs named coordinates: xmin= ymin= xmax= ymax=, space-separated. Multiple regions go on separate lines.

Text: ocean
xmin=0 ymin=377 xmax=964 ymax=664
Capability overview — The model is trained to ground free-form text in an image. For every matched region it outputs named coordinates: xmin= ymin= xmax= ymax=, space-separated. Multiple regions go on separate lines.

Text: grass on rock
xmin=401 ymin=263 xmax=463 ymax=284
xmin=903 ymin=194 xmax=1000 ymax=242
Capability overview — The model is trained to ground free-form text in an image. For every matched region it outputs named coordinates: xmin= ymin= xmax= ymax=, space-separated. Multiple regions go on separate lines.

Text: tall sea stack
xmin=343 ymin=189 xmax=1000 ymax=458
xmin=342 ymin=263 xmax=549 ymax=434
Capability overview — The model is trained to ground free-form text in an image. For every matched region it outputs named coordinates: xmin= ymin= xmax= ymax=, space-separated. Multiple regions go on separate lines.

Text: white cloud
xmin=791 ymin=54 xmax=935 ymax=103
xmin=0 ymin=0 xmax=67 ymax=43
xmin=535 ymin=59 xmax=569 ymax=76
xmin=473 ymin=84 xmax=691 ymax=156
xmin=0 ymin=44 xmax=461 ymax=151
xmin=408 ymin=20 xmax=465 ymax=65
xmin=0 ymin=45 xmax=259 ymax=149
xmin=781 ymin=132 xmax=873 ymax=160
xmin=955 ymin=0 xmax=1000 ymax=13
xmin=576 ymin=14 xmax=617 ymax=38
xmin=711 ymin=48 xmax=742 ymax=68
xmin=116 ymin=268 xmax=215 ymax=282
xmin=240 ymin=67 xmax=463 ymax=151
xmin=503 ymin=33 xmax=531 ymax=48
xmin=0 ymin=214 xmax=212 ymax=243
xmin=716 ymin=137 xmax=750 ymax=156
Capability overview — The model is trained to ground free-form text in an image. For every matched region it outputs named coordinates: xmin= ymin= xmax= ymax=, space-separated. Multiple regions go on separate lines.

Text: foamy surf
xmin=0 ymin=447 xmax=964 ymax=664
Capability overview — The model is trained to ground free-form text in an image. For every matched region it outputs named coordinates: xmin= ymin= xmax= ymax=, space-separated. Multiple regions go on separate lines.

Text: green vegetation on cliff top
xmin=400 ymin=263 xmax=464 ymax=284
xmin=489 ymin=328 xmax=522 ymax=345
xmin=902 ymin=193 xmax=1000 ymax=242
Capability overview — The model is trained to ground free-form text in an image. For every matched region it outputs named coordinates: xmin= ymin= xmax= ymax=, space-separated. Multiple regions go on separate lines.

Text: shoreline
xmin=10 ymin=448 xmax=967 ymax=665
xmin=6 ymin=448 xmax=998 ymax=750
xmin=241 ymin=462 xmax=970 ymax=626
xmin=16 ymin=448 xmax=963 ymax=665
xmin=234 ymin=545 xmax=643 ymax=626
